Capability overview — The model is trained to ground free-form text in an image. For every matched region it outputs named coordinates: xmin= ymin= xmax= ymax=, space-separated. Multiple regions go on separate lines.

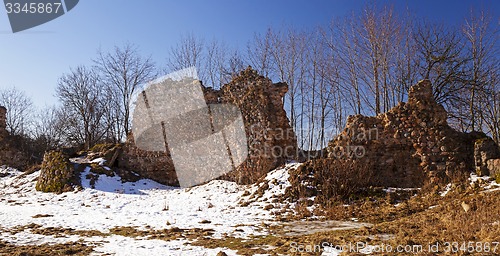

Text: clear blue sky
xmin=0 ymin=0 xmax=499 ymax=108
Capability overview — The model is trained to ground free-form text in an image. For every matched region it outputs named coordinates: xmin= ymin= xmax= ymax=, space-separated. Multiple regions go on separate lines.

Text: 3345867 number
xmin=5 ymin=2 xmax=62 ymax=14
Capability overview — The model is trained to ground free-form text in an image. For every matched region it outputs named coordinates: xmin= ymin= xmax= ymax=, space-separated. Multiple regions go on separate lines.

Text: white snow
xmin=321 ymin=246 xmax=342 ymax=256
xmin=440 ymin=183 xmax=452 ymax=197
xmin=0 ymin=163 xmax=301 ymax=255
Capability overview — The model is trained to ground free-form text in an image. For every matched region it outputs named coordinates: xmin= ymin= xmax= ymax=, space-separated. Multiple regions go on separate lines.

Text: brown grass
xmin=0 ymin=241 xmax=93 ymax=256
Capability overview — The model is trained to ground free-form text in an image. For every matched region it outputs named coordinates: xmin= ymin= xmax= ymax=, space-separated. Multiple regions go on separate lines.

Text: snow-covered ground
xmin=0 ymin=163 xmax=301 ymax=255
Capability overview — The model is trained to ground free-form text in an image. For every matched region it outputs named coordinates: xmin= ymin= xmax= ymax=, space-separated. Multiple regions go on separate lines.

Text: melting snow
xmin=0 ymin=164 xmax=300 ymax=255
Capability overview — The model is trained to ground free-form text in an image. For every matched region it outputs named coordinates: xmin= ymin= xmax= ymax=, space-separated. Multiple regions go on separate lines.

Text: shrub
xmin=286 ymin=158 xmax=373 ymax=205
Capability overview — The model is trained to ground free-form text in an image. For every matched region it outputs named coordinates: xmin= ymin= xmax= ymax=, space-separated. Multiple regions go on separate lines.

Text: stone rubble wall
xmin=0 ymin=106 xmax=29 ymax=169
xmin=326 ymin=80 xmax=500 ymax=187
xmin=204 ymin=68 xmax=298 ymax=184
xmin=118 ymin=67 xmax=297 ymax=186
xmin=117 ymin=136 xmax=179 ymax=186
xmin=0 ymin=106 xmax=6 ymax=135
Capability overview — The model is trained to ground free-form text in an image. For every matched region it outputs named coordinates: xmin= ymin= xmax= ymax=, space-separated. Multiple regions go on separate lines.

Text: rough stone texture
xmin=117 ymin=135 xmax=179 ymax=186
xmin=487 ymin=159 xmax=500 ymax=181
xmin=474 ymin=137 xmax=500 ymax=176
xmin=118 ymin=67 xmax=297 ymax=186
xmin=0 ymin=106 xmax=29 ymax=169
xmin=204 ymin=67 xmax=297 ymax=184
xmin=36 ymin=151 xmax=77 ymax=193
xmin=326 ymin=80 xmax=497 ymax=187
xmin=88 ymin=144 xmax=122 ymax=167
xmin=0 ymin=106 xmax=6 ymax=137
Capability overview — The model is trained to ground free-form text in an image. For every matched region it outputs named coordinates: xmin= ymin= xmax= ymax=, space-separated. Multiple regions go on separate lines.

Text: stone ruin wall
xmin=0 ymin=106 xmax=29 ymax=169
xmin=117 ymin=76 xmax=500 ymax=187
xmin=118 ymin=137 xmax=179 ymax=186
xmin=0 ymin=106 xmax=6 ymax=138
xmin=204 ymin=68 xmax=298 ymax=184
xmin=326 ymin=80 xmax=500 ymax=187
xmin=118 ymin=67 xmax=298 ymax=186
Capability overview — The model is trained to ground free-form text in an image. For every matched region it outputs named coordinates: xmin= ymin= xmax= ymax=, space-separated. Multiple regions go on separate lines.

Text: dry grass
xmin=0 ymin=241 xmax=94 ymax=256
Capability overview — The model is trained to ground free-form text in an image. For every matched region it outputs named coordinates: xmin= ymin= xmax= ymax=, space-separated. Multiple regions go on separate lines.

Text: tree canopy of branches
xmin=95 ymin=43 xmax=156 ymax=141
xmin=0 ymin=87 xmax=34 ymax=136
xmin=56 ymin=66 xmax=108 ymax=149
xmin=22 ymin=4 xmax=500 ymax=152
xmin=246 ymin=6 xmax=499 ymax=148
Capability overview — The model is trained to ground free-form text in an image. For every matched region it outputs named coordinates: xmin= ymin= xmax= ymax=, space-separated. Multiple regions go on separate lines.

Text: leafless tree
xmin=414 ymin=22 xmax=469 ymax=106
xmin=0 ymin=87 xmax=34 ymax=136
xmin=325 ymin=17 xmax=364 ymax=115
xmin=31 ymin=105 xmax=65 ymax=150
xmin=462 ymin=10 xmax=499 ymax=132
xmin=206 ymin=39 xmax=227 ymax=89
xmin=247 ymin=29 xmax=273 ymax=78
xmin=56 ymin=66 xmax=108 ymax=149
xmin=223 ymin=49 xmax=246 ymax=83
xmin=95 ymin=43 xmax=156 ymax=140
xmin=166 ymin=34 xmax=205 ymax=81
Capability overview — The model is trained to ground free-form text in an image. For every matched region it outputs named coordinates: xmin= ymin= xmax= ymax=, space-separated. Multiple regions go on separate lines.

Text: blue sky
xmin=0 ymin=0 xmax=499 ymax=108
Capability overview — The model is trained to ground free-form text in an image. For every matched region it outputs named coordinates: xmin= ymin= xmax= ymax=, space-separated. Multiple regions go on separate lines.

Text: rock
xmin=36 ymin=151 xmax=78 ymax=193
xmin=461 ymin=201 xmax=470 ymax=213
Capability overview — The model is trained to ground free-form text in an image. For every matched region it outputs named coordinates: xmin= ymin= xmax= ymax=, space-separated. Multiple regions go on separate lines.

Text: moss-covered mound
xmin=36 ymin=151 xmax=78 ymax=193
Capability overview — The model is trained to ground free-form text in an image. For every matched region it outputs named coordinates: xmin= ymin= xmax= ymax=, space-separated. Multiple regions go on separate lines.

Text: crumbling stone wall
xmin=0 ymin=106 xmax=7 ymax=138
xmin=327 ymin=80 xmax=498 ymax=187
xmin=118 ymin=136 xmax=179 ymax=186
xmin=118 ymin=67 xmax=297 ymax=186
xmin=0 ymin=106 xmax=29 ymax=169
xmin=204 ymin=67 xmax=297 ymax=184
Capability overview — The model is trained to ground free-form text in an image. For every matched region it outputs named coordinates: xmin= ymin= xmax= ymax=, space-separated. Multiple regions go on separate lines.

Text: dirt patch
xmin=0 ymin=241 xmax=93 ymax=256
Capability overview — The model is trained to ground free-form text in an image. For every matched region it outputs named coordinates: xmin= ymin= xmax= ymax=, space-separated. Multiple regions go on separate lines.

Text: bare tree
xmin=223 ymin=49 xmax=246 ymax=83
xmin=247 ymin=29 xmax=273 ymax=78
xmin=31 ymin=105 xmax=66 ymax=151
xmin=462 ymin=10 xmax=499 ymax=132
xmin=56 ymin=66 xmax=108 ymax=149
xmin=166 ymin=34 xmax=205 ymax=81
xmin=0 ymin=87 xmax=34 ymax=136
xmin=206 ymin=39 xmax=228 ymax=89
xmin=95 ymin=43 xmax=156 ymax=140
xmin=325 ymin=17 xmax=364 ymax=115
xmin=414 ymin=22 xmax=469 ymax=106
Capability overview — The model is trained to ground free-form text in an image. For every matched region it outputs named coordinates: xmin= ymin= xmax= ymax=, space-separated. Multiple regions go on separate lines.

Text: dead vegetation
xmin=0 ymin=241 xmax=93 ymax=256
